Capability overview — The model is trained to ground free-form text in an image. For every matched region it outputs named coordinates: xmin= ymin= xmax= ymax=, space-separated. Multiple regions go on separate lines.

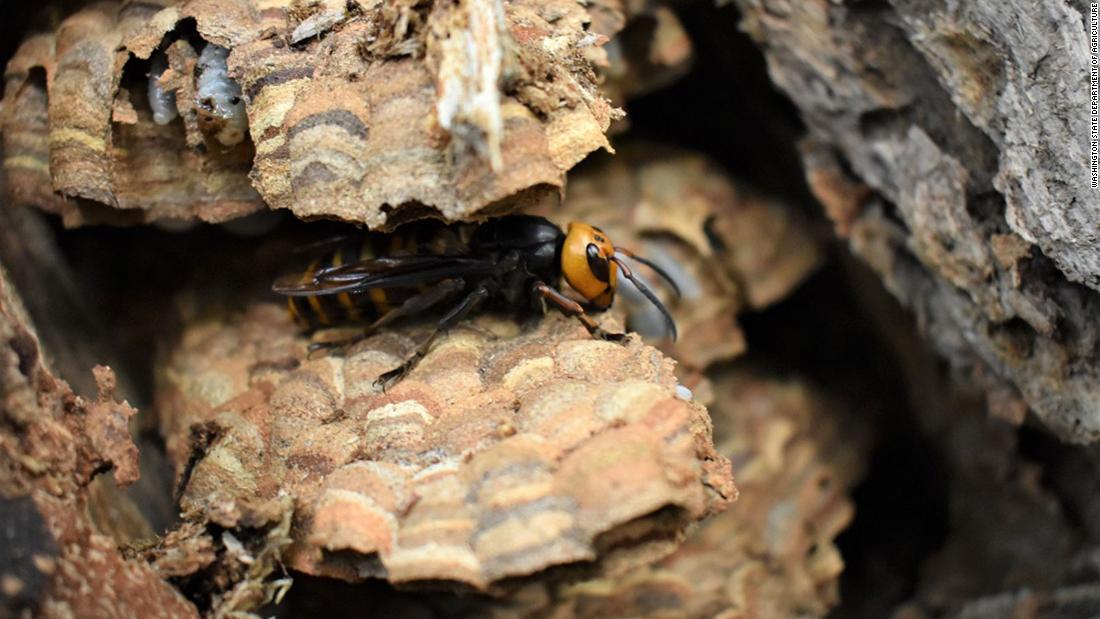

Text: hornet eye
xmin=586 ymin=243 xmax=611 ymax=283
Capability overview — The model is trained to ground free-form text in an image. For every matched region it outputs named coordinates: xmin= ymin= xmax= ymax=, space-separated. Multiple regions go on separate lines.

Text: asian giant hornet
xmin=273 ymin=215 xmax=679 ymax=385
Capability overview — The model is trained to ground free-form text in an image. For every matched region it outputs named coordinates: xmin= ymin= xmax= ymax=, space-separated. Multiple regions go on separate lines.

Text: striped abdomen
xmin=287 ymin=241 xmax=381 ymax=329
xmin=287 ymin=225 xmax=467 ymax=329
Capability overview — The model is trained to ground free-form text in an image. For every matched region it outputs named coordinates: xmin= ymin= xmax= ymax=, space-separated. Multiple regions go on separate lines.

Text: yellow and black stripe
xmin=287 ymin=241 xmax=387 ymax=329
xmin=286 ymin=224 xmax=469 ymax=330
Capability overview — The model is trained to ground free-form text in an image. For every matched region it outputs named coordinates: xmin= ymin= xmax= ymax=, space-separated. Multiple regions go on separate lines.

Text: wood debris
xmin=130 ymin=496 xmax=295 ymax=617
xmin=0 ymin=265 xmax=198 ymax=618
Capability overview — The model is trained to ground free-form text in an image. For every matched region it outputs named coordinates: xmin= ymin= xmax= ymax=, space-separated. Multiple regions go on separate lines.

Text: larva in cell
xmin=194 ymin=44 xmax=248 ymax=147
xmin=147 ymin=49 xmax=178 ymax=125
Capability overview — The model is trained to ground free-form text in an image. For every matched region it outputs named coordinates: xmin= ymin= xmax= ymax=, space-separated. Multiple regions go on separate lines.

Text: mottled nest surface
xmin=1 ymin=0 xmax=624 ymax=228
xmin=503 ymin=370 xmax=863 ymax=619
xmin=157 ymin=304 xmax=735 ymax=590
xmin=256 ymin=367 xmax=864 ymax=618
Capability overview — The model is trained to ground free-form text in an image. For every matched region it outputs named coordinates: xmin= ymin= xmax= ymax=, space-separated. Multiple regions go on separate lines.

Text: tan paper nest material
xmin=1 ymin=0 xmax=623 ymax=228
xmin=156 ymin=303 xmax=736 ymax=590
xmin=554 ymin=370 xmax=864 ymax=618
xmin=493 ymin=370 xmax=864 ymax=618
xmin=269 ymin=368 xmax=863 ymax=617
xmin=484 ymin=370 xmax=862 ymax=618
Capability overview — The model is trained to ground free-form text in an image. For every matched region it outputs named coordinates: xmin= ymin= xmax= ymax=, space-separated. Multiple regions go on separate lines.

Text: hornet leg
xmin=308 ymin=278 xmax=466 ymax=355
xmin=375 ymin=285 xmax=490 ymax=389
xmin=531 ymin=281 xmax=626 ymax=342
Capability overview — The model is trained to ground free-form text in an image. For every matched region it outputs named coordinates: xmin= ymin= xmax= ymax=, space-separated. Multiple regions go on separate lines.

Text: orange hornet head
xmin=559 ymin=221 xmax=682 ymax=340
xmin=561 ymin=222 xmax=618 ymax=308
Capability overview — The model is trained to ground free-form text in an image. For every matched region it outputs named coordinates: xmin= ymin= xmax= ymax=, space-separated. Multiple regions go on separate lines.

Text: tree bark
xmin=734 ymin=0 xmax=1100 ymax=443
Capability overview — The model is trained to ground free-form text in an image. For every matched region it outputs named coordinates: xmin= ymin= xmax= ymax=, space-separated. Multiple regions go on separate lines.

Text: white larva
xmin=195 ymin=44 xmax=248 ymax=146
xmin=147 ymin=50 xmax=178 ymax=125
xmin=675 ymin=384 xmax=693 ymax=401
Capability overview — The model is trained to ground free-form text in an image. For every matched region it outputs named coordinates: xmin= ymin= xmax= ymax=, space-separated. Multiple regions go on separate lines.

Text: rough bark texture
xmin=0 ymin=266 xmax=198 ymax=619
xmin=733 ymin=0 xmax=1100 ymax=443
xmin=849 ymin=282 xmax=1100 ymax=619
